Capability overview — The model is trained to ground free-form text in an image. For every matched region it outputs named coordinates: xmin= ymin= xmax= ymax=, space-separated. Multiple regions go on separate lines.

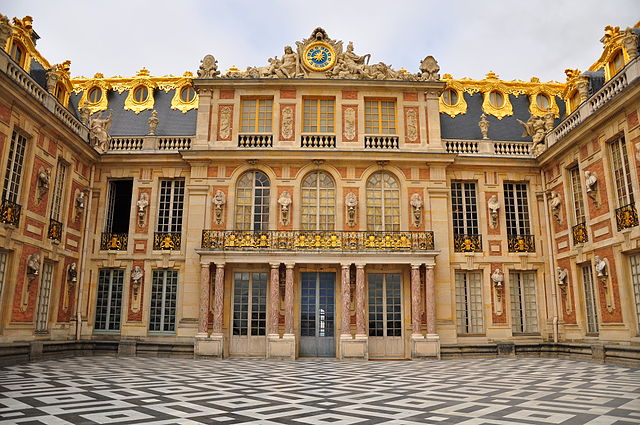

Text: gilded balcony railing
xmin=615 ymin=203 xmax=639 ymax=231
xmin=154 ymin=232 xmax=182 ymax=250
xmin=572 ymin=222 xmax=588 ymax=245
xmin=507 ymin=234 xmax=535 ymax=253
xmin=453 ymin=234 xmax=482 ymax=252
xmin=48 ymin=218 xmax=63 ymax=243
xmin=100 ymin=232 xmax=128 ymax=251
xmin=201 ymin=230 xmax=434 ymax=251
xmin=0 ymin=199 xmax=21 ymax=227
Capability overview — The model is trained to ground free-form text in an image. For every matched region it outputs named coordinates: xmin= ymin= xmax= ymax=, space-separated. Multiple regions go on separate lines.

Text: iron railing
xmin=48 ymin=218 xmax=63 ymax=243
xmin=153 ymin=232 xmax=182 ymax=250
xmin=201 ymin=230 xmax=434 ymax=251
xmin=100 ymin=232 xmax=129 ymax=251
xmin=507 ymin=234 xmax=535 ymax=253
xmin=0 ymin=199 xmax=21 ymax=227
xmin=453 ymin=234 xmax=482 ymax=252
xmin=572 ymin=222 xmax=588 ymax=245
xmin=615 ymin=203 xmax=639 ymax=231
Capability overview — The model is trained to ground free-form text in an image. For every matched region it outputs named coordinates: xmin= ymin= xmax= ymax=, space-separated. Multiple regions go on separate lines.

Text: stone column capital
xmin=340 ymin=263 xmax=351 ymax=269
xmin=285 ymin=262 xmax=295 ymax=269
xmin=425 ymin=264 xmax=434 ymax=270
xmin=355 ymin=263 xmax=366 ymax=269
xmin=410 ymin=263 xmax=422 ymax=269
xmin=215 ymin=262 xmax=225 ymax=269
xmin=269 ymin=262 xmax=280 ymax=269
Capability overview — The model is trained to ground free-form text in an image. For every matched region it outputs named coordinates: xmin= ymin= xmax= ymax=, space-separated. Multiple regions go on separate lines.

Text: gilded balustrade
xmin=201 ymin=230 xmax=434 ymax=251
xmin=453 ymin=234 xmax=482 ymax=252
xmin=100 ymin=232 xmax=129 ymax=251
xmin=153 ymin=232 xmax=182 ymax=250
xmin=0 ymin=199 xmax=21 ymax=227
xmin=507 ymin=234 xmax=535 ymax=253
xmin=572 ymin=222 xmax=588 ymax=245
xmin=48 ymin=218 xmax=63 ymax=243
xmin=615 ymin=203 xmax=639 ymax=231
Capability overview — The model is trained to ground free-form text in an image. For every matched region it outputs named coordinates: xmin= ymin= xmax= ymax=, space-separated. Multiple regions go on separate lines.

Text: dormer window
xmin=88 ymin=86 xmax=102 ymax=104
xmin=536 ymin=93 xmax=550 ymax=110
xmin=133 ymin=85 xmax=149 ymax=103
xmin=180 ymin=86 xmax=196 ymax=103
xmin=489 ymin=91 xmax=504 ymax=108
xmin=9 ymin=40 xmax=26 ymax=67
xmin=54 ymin=82 xmax=66 ymax=104
xmin=442 ymin=88 xmax=458 ymax=106
xmin=610 ymin=50 xmax=625 ymax=75
xmin=569 ymin=90 xmax=581 ymax=113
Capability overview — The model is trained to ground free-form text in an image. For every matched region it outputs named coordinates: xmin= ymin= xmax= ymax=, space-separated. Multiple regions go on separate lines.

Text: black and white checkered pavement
xmin=1 ymin=357 xmax=638 ymax=424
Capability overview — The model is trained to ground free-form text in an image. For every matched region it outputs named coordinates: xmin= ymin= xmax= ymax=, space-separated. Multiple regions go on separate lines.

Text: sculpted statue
xmin=622 ymin=27 xmax=639 ymax=61
xmin=68 ymin=262 xmax=78 ymax=285
xmin=478 ymin=114 xmax=489 ymax=140
xmin=488 ymin=195 xmax=500 ymax=229
xmin=212 ymin=190 xmax=226 ymax=225
xmin=136 ymin=193 xmax=149 ymax=227
xmin=197 ymin=54 xmax=220 ymax=78
xmin=27 ymin=253 xmax=41 ymax=279
xmin=585 ymin=170 xmax=598 ymax=204
xmin=491 ymin=268 xmax=504 ymax=301
xmin=76 ymin=191 xmax=86 ymax=210
xmin=517 ymin=115 xmax=546 ymax=154
xmin=131 ymin=265 xmax=143 ymax=296
xmin=89 ymin=111 xmax=112 ymax=153
xmin=557 ymin=267 xmax=568 ymax=287
xmin=278 ymin=191 xmax=292 ymax=226
xmin=148 ymin=110 xmax=159 ymax=135
xmin=79 ymin=107 xmax=91 ymax=126
xmin=594 ymin=256 xmax=607 ymax=279
xmin=0 ymin=15 xmax=11 ymax=49
xmin=549 ymin=191 xmax=562 ymax=224
xmin=410 ymin=193 xmax=423 ymax=228
xmin=281 ymin=106 xmax=294 ymax=139
xmin=281 ymin=46 xmax=300 ymax=78
xmin=345 ymin=192 xmax=357 ymax=227
xmin=419 ymin=55 xmax=440 ymax=81
xmin=37 ymin=168 xmax=50 ymax=201
xmin=542 ymin=111 xmax=555 ymax=132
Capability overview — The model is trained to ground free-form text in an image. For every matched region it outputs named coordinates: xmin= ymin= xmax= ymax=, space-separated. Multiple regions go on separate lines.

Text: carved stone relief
xmin=218 ymin=106 xmax=232 ymax=140
xmin=419 ymin=55 xmax=440 ymax=81
xmin=406 ymin=109 xmax=418 ymax=142
xmin=281 ymin=106 xmax=294 ymax=140
xmin=197 ymin=54 xmax=220 ymax=78
xmin=344 ymin=107 xmax=356 ymax=141
xmin=212 ymin=190 xmax=226 ymax=225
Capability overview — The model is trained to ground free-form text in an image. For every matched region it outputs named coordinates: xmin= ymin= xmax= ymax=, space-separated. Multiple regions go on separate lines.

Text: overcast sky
xmin=1 ymin=1 xmax=638 ymax=82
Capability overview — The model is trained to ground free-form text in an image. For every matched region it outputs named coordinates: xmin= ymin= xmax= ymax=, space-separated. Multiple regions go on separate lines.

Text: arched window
xmin=235 ymin=170 xmax=270 ymax=231
xmin=301 ymin=171 xmax=335 ymax=230
xmin=366 ymin=171 xmax=400 ymax=231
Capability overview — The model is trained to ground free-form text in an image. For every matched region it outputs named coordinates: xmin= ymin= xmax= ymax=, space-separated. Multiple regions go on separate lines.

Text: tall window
xmin=3 ymin=130 xmax=28 ymax=204
xmin=95 ymin=269 xmax=124 ymax=331
xmin=569 ymin=166 xmax=586 ymax=225
xmin=504 ymin=183 xmax=531 ymax=236
xmin=240 ymin=98 xmax=273 ymax=133
xmin=303 ymin=98 xmax=335 ymax=133
xmin=157 ymin=180 xmax=185 ymax=233
xmin=149 ymin=269 xmax=178 ymax=332
xmin=366 ymin=172 xmax=400 ymax=231
xmin=582 ymin=265 xmax=599 ymax=335
xmin=609 ymin=136 xmax=634 ymax=207
xmin=368 ymin=273 xmax=402 ymax=337
xmin=235 ymin=171 xmax=270 ymax=231
xmin=35 ymin=262 xmax=54 ymax=332
xmin=629 ymin=254 xmax=640 ymax=334
xmin=104 ymin=180 xmax=133 ymax=234
xmin=455 ymin=271 xmax=484 ymax=334
xmin=232 ymin=272 xmax=267 ymax=336
xmin=301 ymin=171 xmax=335 ymax=230
xmin=50 ymin=161 xmax=68 ymax=222
xmin=510 ymin=271 xmax=538 ymax=333
xmin=365 ymin=100 xmax=396 ymax=134
xmin=451 ymin=182 xmax=479 ymax=236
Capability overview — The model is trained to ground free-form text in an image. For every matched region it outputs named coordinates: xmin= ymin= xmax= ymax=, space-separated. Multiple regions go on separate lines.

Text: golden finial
xmin=227 ymin=65 xmax=240 ymax=72
xmin=486 ymin=71 xmax=498 ymax=79
xmin=93 ymin=72 xmax=104 ymax=78
xmin=136 ymin=67 xmax=150 ymax=76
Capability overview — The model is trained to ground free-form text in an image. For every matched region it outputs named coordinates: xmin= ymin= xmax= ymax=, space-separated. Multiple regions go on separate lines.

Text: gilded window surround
xmin=71 ymin=70 xmax=198 ymax=114
xmin=589 ymin=24 xmax=639 ymax=80
xmin=3 ymin=16 xmax=52 ymax=73
xmin=48 ymin=60 xmax=73 ymax=108
xmin=440 ymin=72 xmax=564 ymax=120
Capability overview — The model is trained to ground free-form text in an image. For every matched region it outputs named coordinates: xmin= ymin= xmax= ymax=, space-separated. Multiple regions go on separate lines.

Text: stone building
xmin=0 ymin=14 xmax=639 ymax=364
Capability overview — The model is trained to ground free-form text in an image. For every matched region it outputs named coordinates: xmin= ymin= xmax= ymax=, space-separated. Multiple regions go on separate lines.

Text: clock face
xmin=303 ymin=42 xmax=336 ymax=72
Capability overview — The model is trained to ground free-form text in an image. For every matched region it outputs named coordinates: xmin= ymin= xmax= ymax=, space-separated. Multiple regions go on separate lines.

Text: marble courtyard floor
xmin=0 ymin=356 xmax=639 ymax=424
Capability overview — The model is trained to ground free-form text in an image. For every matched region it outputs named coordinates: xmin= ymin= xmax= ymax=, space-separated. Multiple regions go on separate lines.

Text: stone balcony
xmin=108 ymin=136 xmax=193 ymax=153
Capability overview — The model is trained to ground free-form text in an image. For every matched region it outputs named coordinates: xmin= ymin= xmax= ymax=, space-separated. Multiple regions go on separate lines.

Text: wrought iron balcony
xmin=0 ymin=199 xmax=21 ymax=227
xmin=453 ymin=234 xmax=482 ymax=252
xmin=201 ymin=230 xmax=434 ymax=251
xmin=48 ymin=218 xmax=63 ymax=243
xmin=572 ymin=222 xmax=588 ymax=245
xmin=154 ymin=232 xmax=182 ymax=250
xmin=100 ymin=232 xmax=129 ymax=251
xmin=615 ymin=203 xmax=639 ymax=231
xmin=507 ymin=234 xmax=535 ymax=253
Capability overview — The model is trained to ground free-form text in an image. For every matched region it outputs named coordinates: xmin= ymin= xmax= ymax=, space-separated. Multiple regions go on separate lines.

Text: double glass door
xmin=300 ymin=272 xmax=336 ymax=357
xmin=230 ymin=272 xmax=268 ymax=357
xmin=368 ymin=273 xmax=404 ymax=358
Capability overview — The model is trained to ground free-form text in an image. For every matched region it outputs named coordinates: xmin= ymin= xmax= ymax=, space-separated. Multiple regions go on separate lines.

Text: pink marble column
xmin=425 ymin=265 xmax=436 ymax=335
xmin=198 ymin=264 xmax=210 ymax=336
xmin=269 ymin=263 xmax=280 ymax=336
xmin=284 ymin=263 xmax=295 ymax=335
xmin=341 ymin=264 xmax=351 ymax=336
xmin=411 ymin=264 xmax=422 ymax=336
xmin=355 ymin=264 xmax=366 ymax=336
xmin=212 ymin=263 xmax=225 ymax=335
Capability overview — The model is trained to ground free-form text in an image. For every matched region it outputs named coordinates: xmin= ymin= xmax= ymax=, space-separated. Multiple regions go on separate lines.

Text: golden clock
xmin=302 ymin=42 xmax=336 ymax=72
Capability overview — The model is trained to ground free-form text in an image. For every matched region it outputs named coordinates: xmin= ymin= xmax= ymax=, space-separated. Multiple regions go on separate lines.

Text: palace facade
xmin=0 ymin=14 xmax=639 ymax=364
